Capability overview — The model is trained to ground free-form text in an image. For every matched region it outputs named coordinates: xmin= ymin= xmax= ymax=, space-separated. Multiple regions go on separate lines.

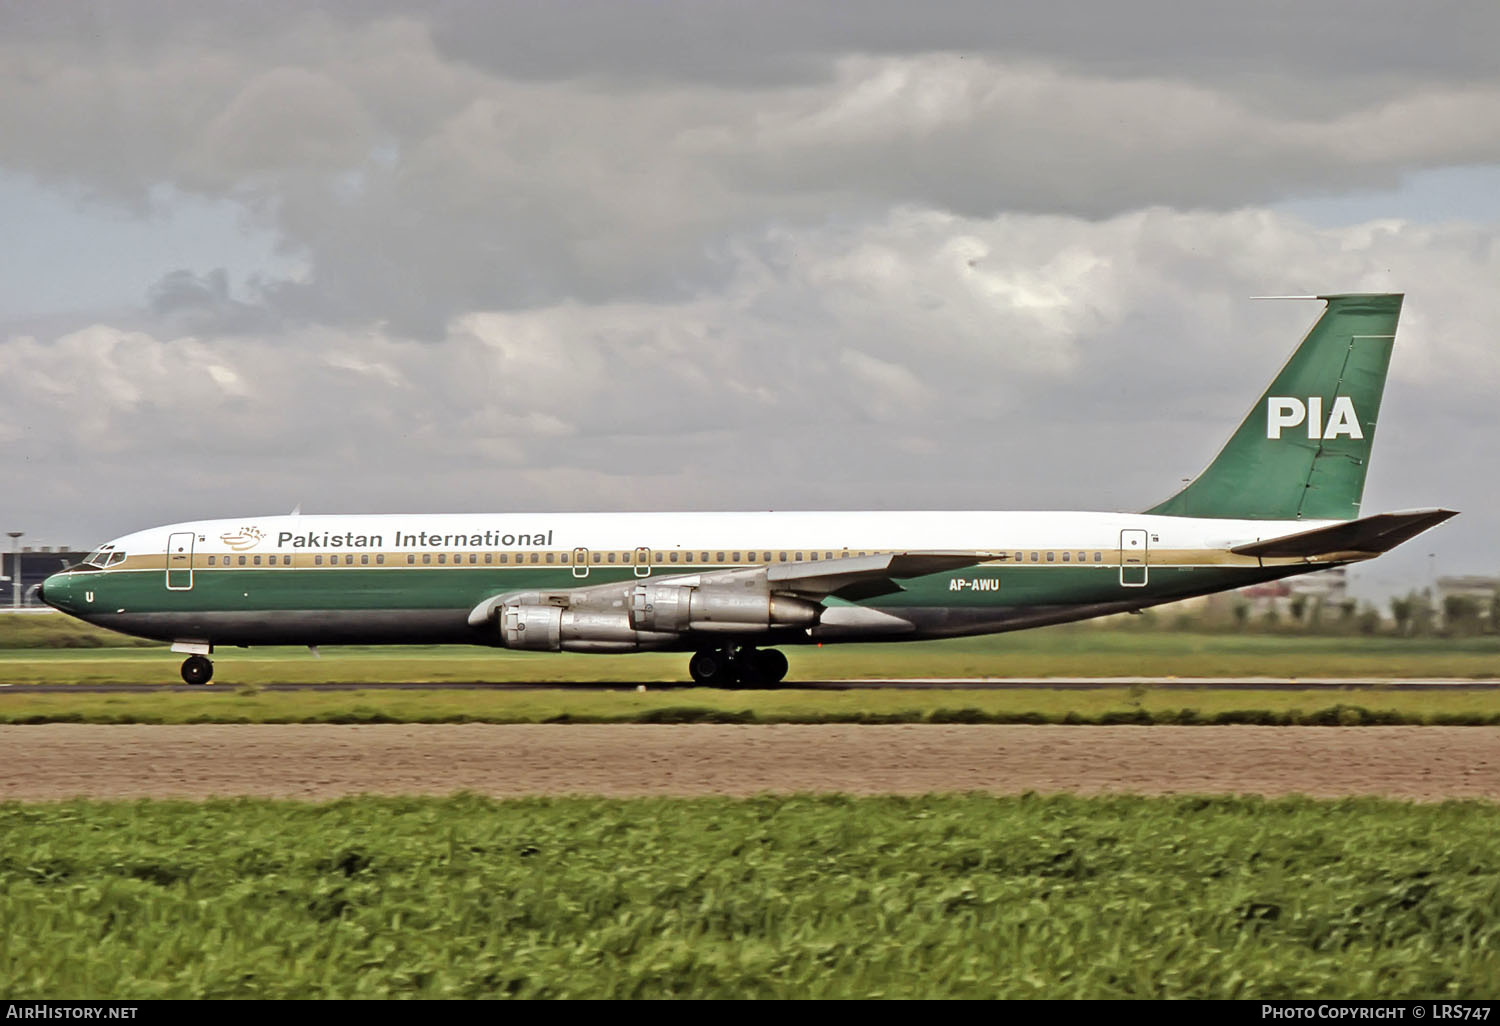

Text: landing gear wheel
xmin=728 ymin=647 xmax=789 ymax=687
xmin=755 ymin=648 xmax=789 ymax=685
xmin=180 ymin=655 xmax=214 ymax=686
xmin=688 ymin=649 xmax=732 ymax=686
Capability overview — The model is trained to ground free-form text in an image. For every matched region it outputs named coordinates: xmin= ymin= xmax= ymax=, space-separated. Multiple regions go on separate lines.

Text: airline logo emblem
xmin=1266 ymin=396 xmax=1364 ymax=441
xmin=220 ymin=526 xmax=266 ymax=551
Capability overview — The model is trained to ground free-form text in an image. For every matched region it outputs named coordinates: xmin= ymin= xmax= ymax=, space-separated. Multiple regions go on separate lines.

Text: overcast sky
xmin=3 ymin=1 xmax=1498 ymax=601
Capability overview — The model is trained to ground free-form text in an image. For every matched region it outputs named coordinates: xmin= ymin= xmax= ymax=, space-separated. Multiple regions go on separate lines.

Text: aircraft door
xmin=634 ymin=547 xmax=651 ymax=578
xmin=572 ymin=547 xmax=589 ymax=578
xmin=166 ymin=532 xmax=195 ymax=590
xmin=1119 ymin=529 xmax=1148 ymax=587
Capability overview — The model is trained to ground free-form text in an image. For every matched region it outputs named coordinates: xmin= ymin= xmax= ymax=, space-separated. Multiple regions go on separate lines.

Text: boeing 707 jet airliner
xmin=41 ymin=294 xmax=1455 ymax=685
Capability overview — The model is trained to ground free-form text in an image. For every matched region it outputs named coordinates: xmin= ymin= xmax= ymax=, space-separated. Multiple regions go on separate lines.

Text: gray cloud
xmin=4 ymin=210 xmax=1494 ymax=541
xmin=2 ymin=5 xmax=1499 ymax=336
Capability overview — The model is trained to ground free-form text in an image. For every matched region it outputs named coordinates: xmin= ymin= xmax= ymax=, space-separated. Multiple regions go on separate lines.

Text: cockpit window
xmin=82 ymin=546 xmax=125 ymax=569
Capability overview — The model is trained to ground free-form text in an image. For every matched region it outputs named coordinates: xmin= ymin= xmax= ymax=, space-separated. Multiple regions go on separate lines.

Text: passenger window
xmin=810 ymin=552 xmax=819 ymax=561
xmin=499 ymin=554 xmax=508 ymax=564
xmin=1047 ymin=552 xmax=1055 ymax=562
xmin=484 ymin=553 xmax=492 ymax=564
xmin=1014 ymin=552 xmax=1022 ymax=562
xmin=530 ymin=553 xmax=539 ymax=564
xmin=716 ymin=552 xmax=725 ymax=563
xmin=377 ymin=554 xmax=385 ymax=565
xmin=700 ymin=552 xmax=709 ymax=562
xmin=422 ymin=554 xmax=432 ymax=565
xmin=545 ymin=553 xmax=555 ymax=563
xmin=407 ymin=554 xmax=415 ymax=565
xmin=315 ymin=555 xmax=323 ymax=566
xmin=795 ymin=552 xmax=803 ymax=561
xmin=763 ymin=552 xmax=771 ymax=562
xmin=1077 ymin=552 xmax=1086 ymax=562
xmin=252 ymin=555 xmax=261 ymax=566
xmin=346 ymin=555 xmax=354 ymax=565
xmin=593 ymin=552 xmax=601 ymax=564
xmin=779 ymin=552 xmax=787 ymax=562
xmin=608 ymin=552 xmax=617 ymax=563
xmin=685 ymin=553 xmax=694 ymax=563
xmin=655 ymin=553 xmax=664 ymax=563
xmin=1029 ymin=552 xmax=1038 ymax=563
xmin=1061 ymin=552 xmax=1070 ymax=562
xmin=438 ymin=554 xmax=447 ymax=564
xmin=207 ymin=555 xmax=216 ymax=566
xmin=1094 ymin=552 xmax=1103 ymax=562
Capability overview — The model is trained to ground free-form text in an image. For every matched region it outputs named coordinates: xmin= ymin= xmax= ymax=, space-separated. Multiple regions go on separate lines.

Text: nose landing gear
xmin=688 ymin=646 xmax=789 ymax=687
xmin=180 ymin=655 xmax=214 ymax=686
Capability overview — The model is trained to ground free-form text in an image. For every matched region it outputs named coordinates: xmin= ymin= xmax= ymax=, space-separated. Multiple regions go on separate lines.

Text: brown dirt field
xmin=2 ymin=724 xmax=1498 ymax=802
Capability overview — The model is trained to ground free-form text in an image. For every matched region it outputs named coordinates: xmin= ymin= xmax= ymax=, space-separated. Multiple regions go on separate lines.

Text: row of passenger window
xmin=205 ymin=551 xmax=874 ymax=567
xmin=1014 ymin=552 xmax=1105 ymax=563
xmin=205 ymin=549 xmax=1111 ymax=568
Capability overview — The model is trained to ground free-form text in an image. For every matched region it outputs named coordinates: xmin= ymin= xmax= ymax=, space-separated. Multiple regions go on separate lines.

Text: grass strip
xmin=3 ymin=793 xmax=1496 ymax=999
xmin=3 ymin=628 xmax=1500 ymax=686
xmin=5 ymin=686 xmax=1500 ymax=725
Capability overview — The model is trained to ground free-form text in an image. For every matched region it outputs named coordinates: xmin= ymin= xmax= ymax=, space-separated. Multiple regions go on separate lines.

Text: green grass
xmin=2 ymin=619 xmax=1499 ymax=686
xmin=2 ymin=794 xmax=1496 ymax=998
xmin=6 ymin=684 xmax=1500 ymax=725
xmin=0 ymin=613 xmax=159 ymax=649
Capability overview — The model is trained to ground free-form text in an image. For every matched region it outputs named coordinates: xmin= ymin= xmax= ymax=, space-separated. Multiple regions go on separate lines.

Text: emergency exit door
xmin=166 ymin=532 xmax=195 ymax=590
xmin=1119 ymin=529 xmax=1148 ymax=587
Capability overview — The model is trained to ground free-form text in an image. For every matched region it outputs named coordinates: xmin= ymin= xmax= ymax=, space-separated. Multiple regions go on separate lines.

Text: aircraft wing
xmin=1229 ymin=508 xmax=1458 ymax=559
xmin=767 ymin=550 xmax=997 ymax=599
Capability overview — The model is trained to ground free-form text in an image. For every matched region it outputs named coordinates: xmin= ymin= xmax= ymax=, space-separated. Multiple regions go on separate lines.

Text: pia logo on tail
xmin=1266 ymin=397 xmax=1364 ymax=440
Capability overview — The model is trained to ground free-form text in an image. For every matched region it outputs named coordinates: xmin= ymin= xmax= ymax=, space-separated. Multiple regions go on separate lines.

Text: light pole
xmin=7 ymin=532 xmax=21 ymax=609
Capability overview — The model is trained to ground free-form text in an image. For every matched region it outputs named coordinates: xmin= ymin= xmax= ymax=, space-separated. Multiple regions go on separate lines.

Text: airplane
xmin=39 ymin=293 xmax=1455 ymax=687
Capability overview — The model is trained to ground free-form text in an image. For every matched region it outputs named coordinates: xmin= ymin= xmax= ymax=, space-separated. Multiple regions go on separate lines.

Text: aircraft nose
xmin=39 ymin=573 xmax=66 ymax=611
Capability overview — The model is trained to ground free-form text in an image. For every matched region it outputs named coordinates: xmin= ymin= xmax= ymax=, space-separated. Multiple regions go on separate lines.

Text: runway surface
xmin=3 ymin=724 xmax=1497 ymax=801
xmin=3 ymin=677 xmax=1499 ymax=694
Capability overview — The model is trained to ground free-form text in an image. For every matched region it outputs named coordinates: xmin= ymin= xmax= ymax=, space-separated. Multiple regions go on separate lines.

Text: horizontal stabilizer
xmin=1230 ymin=508 xmax=1458 ymax=559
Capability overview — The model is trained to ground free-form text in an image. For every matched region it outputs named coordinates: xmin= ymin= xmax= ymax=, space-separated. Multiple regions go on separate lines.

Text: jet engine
xmin=629 ymin=573 xmax=819 ymax=634
xmin=499 ymin=602 xmax=678 ymax=653
xmin=483 ymin=567 xmax=823 ymax=653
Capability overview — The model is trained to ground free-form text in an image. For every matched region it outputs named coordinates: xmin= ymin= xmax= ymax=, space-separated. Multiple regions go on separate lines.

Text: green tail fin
xmin=1147 ymin=293 xmax=1401 ymax=521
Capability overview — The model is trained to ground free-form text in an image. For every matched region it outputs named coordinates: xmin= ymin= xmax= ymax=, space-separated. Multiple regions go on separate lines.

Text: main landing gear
xmin=688 ymin=646 xmax=789 ymax=687
xmin=180 ymin=655 xmax=214 ymax=686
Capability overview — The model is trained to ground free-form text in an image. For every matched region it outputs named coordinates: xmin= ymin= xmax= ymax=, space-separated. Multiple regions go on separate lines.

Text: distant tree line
xmin=1117 ymin=587 xmax=1500 ymax=638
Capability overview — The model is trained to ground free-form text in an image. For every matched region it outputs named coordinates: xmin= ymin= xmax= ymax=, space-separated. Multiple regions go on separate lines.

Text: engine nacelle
xmin=629 ymin=574 xmax=819 ymax=634
xmin=500 ymin=602 xmax=675 ymax=652
xmin=501 ymin=603 xmax=562 ymax=650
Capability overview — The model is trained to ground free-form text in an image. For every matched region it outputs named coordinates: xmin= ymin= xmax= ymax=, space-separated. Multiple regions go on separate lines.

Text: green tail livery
xmin=41 ymin=294 xmax=1454 ymax=686
xmin=1148 ymin=293 xmax=1399 ymax=521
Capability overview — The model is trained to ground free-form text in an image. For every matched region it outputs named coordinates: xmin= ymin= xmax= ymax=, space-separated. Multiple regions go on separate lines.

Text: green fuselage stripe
xmin=53 ymin=562 xmax=1281 ymax=616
